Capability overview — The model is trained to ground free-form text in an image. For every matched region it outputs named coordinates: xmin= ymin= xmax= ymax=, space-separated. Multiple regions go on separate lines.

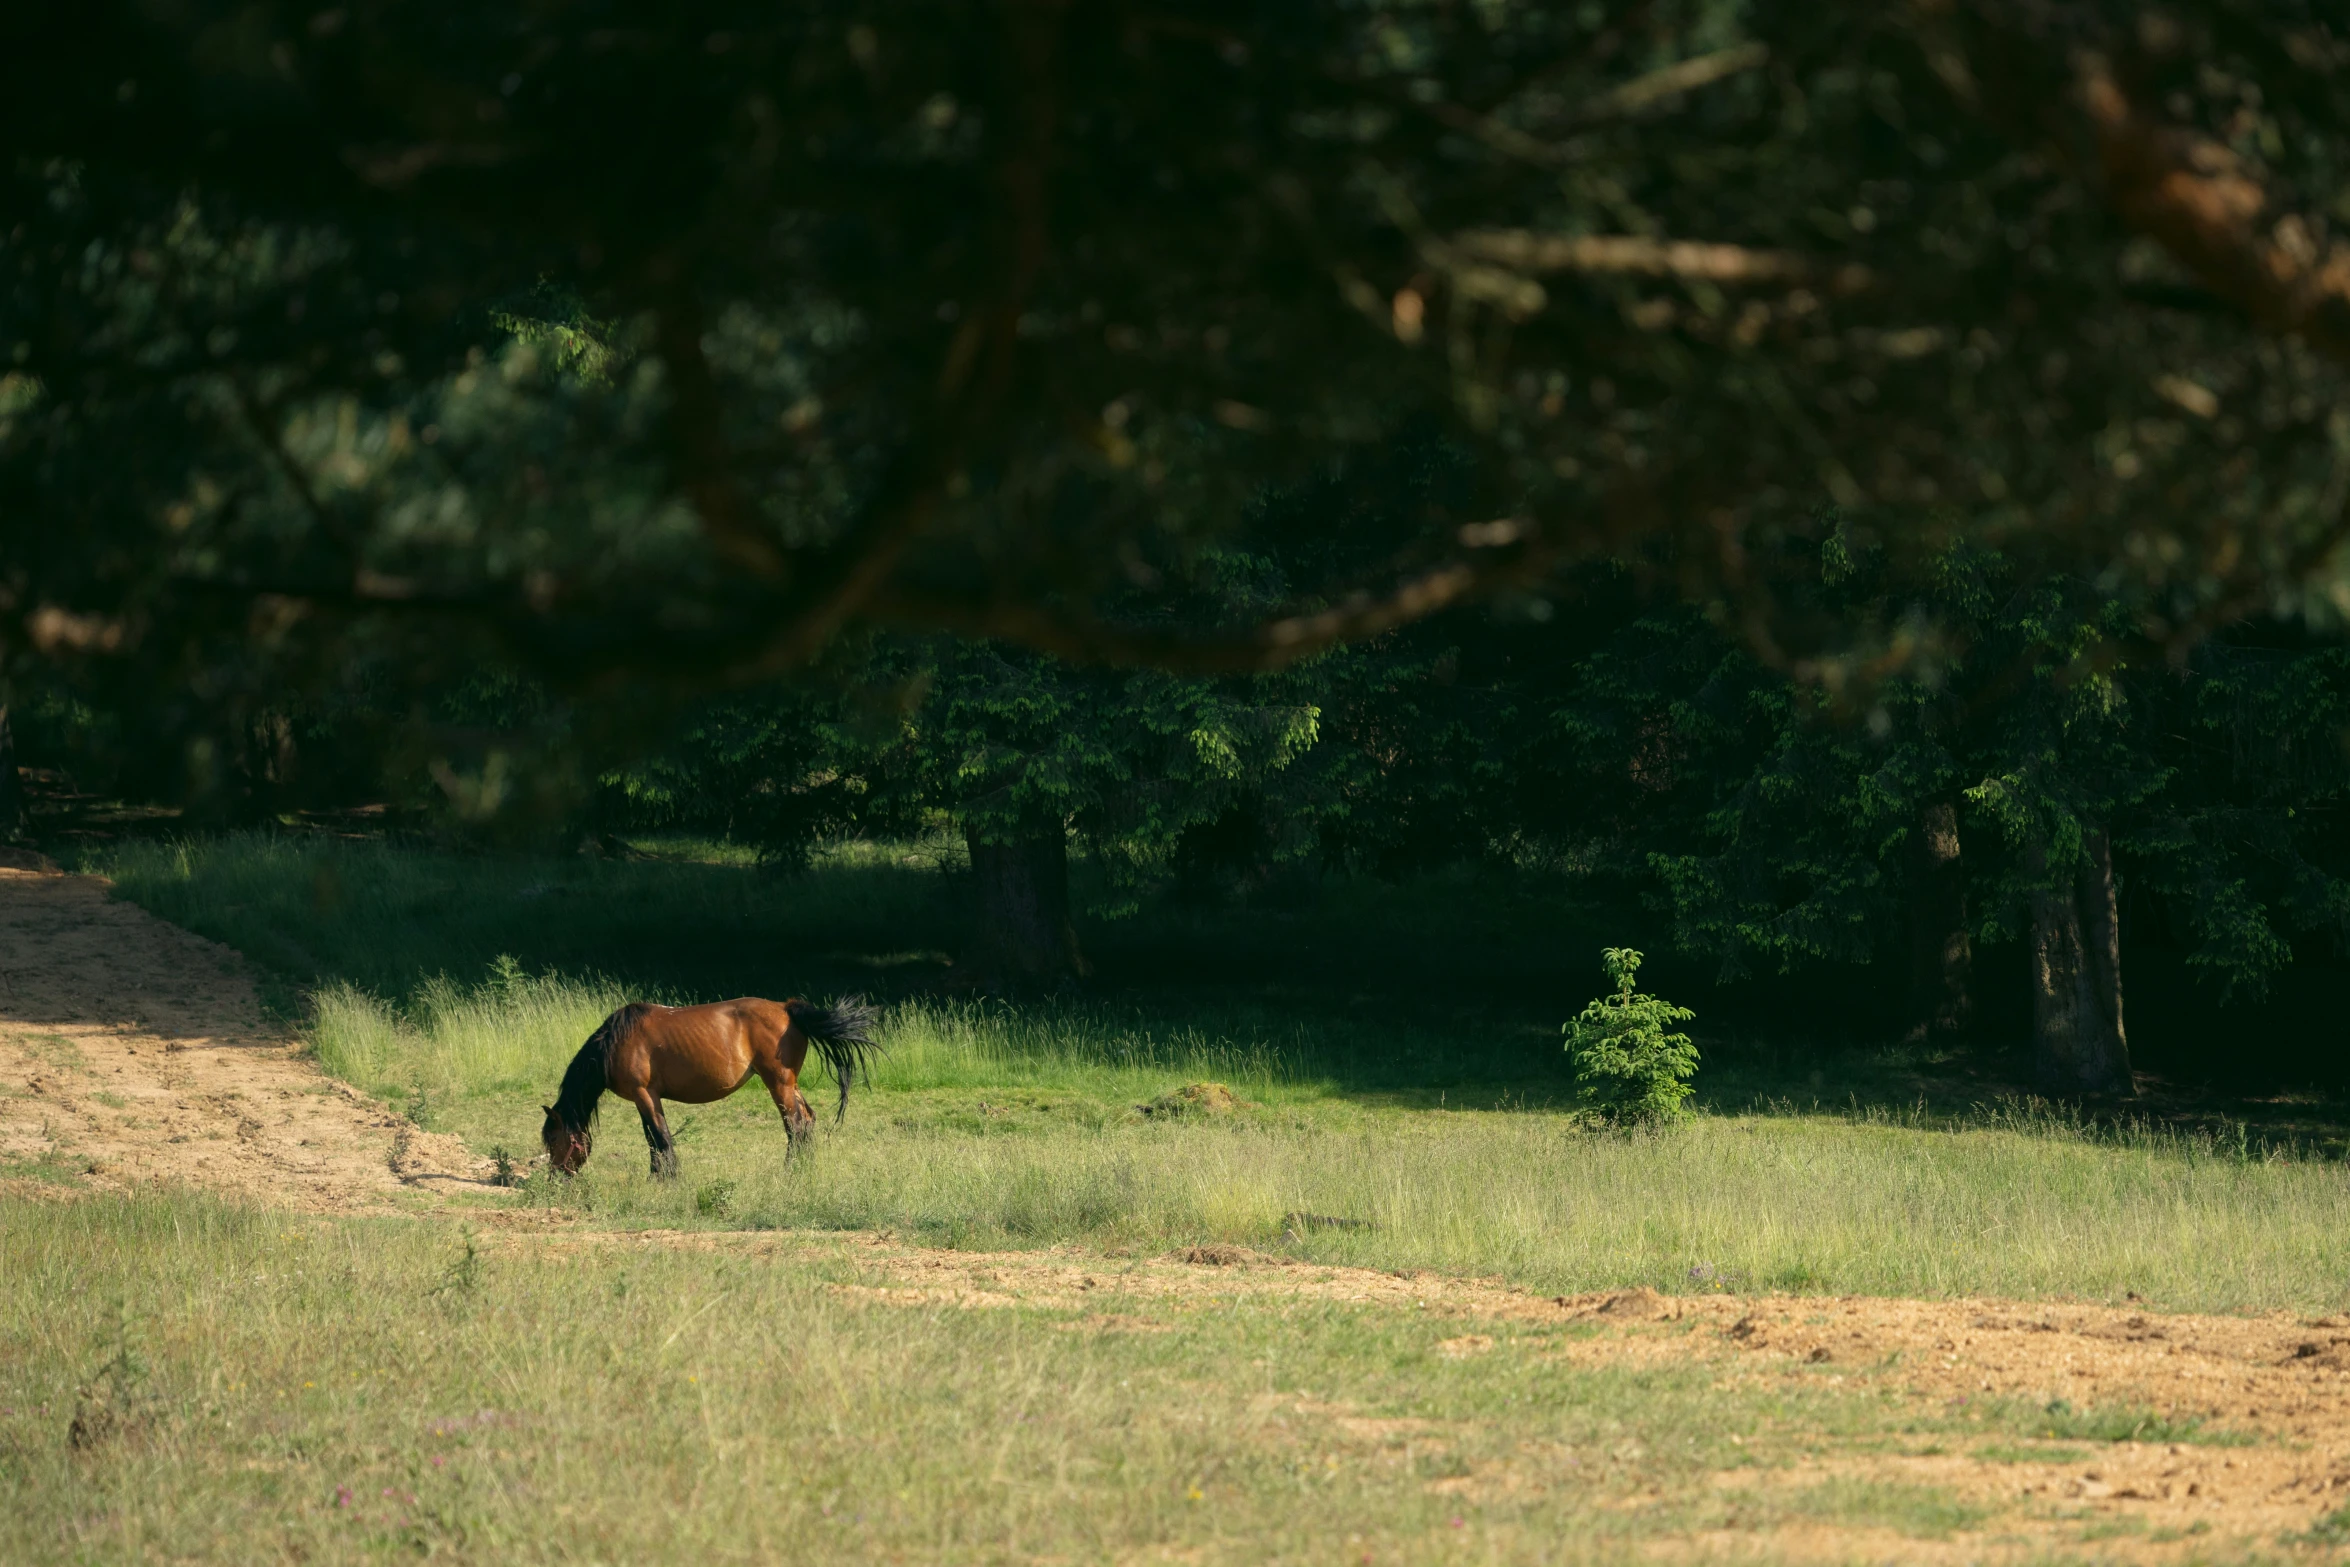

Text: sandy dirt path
xmin=0 ymin=857 xmax=489 ymax=1209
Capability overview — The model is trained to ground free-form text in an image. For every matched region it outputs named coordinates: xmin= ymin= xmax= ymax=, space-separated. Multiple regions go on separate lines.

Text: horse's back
xmin=634 ymin=996 xmax=783 ymax=1016
xmin=616 ymin=998 xmax=779 ymax=1101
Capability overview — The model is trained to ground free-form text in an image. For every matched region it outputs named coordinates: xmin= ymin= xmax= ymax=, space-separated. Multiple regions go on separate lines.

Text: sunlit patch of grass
xmin=195 ymin=958 xmax=2350 ymax=1309
xmin=21 ymin=1032 xmax=90 ymax=1074
xmin=0 ymin=1189 xmax=2040 ymax=1567
xmin=2296 ymin=1504 xmax=2350 ymax=1546
xmin=1974 ymin=1442 xmax=2090 ymax=1464
xmin=311 ymin=968 xmax=1302 ymax=1114
xmin=2010 ymin=1398 xmax=2249 ymax=1447
xmin=1785 ymin=1477 xmax=1988 ymax=1538
xmin=77 ymin=830 xmax=2350 ymax=1310
xmin=0 ymin=1152 xmax=86 ymax=1186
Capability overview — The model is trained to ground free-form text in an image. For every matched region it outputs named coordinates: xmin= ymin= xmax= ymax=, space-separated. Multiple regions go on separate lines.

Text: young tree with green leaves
xmin=1564 ymin=947 xmax=1699 ymax=1122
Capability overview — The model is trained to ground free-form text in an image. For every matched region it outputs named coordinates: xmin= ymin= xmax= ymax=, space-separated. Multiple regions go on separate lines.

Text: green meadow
xmin=5 ymin=831 xmax=2348 ymax=1564
xmin=60 ymin=831 xmax=2350 ymax=1313
xmin=0 ymin=1191 xmax=2273 ymax=1567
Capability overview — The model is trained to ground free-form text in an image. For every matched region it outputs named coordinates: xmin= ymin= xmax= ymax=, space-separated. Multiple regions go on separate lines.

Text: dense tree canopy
xmin=8 ymin=1 xmax=2350 ymax=715
xmin=8 ymin=3 xmax=2350 ymax=1077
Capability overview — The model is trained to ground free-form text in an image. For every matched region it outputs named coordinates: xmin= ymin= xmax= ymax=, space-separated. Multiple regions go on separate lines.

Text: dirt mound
xmin=1135 ymin=1081 xmax=1246 ymax=1118
xmin=0 ymin=865 xmax=489 ymax=1210
xmin=1589 ymin=1285 xmax=1674 ymax=1318
xmin=1171 ymin=1244 xmax=1287 ymax=1267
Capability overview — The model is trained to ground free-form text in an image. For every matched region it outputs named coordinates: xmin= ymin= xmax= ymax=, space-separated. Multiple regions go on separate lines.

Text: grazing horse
xmin=540 ymin=996 xmax=879 ymax=1178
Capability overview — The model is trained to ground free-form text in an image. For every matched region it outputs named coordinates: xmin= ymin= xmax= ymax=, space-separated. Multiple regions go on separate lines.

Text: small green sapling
xmin=1564 ymin=946 xmax=1699 ymax=1123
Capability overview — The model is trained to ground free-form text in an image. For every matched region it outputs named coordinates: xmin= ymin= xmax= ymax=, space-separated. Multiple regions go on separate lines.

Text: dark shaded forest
xmin=8 ymin=1 xmax=2350 ymax=1098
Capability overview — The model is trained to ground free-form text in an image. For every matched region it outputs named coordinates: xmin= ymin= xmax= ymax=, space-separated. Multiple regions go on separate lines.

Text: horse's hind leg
xmin=626 ymin=1085 xmax=679 ymax=1179
xmin=753 ymin=1062 xmax=815 ymax=1157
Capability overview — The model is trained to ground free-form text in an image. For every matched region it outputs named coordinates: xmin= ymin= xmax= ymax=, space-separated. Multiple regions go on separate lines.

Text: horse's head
xmin=541 ymin=1104 xmax=592 ymax=1174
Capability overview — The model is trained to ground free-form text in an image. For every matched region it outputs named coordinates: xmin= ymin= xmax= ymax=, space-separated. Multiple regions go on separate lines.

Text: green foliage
xmin=596 ymin=661 xmax=914 ymax=866
xmin=1563 ymin=947 xmax=1698 ymax=1124
xmin=1602 ymin=539 xmax=2350 ymax=1011
xmin=488 ymin=281 xmax=628 ymax=387
xmin=918 ymin=635 xmax=1324 ymax=913
xmin=12 ymin=1 xmax=2350 ymax=805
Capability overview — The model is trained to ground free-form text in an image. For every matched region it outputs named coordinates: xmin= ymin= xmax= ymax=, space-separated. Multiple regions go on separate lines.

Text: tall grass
xmin=74 ymin=830 xmax=2350 ymax=1310
xmin=311 ymin=964 xmax=634 ymax=1101
xmin=544 ymin=1100 xmax=2350 ymax=1310
xmin=298 ymin=962 xmax=2350 ymax=1310
xmin=0 ymin=1189 xmax=2088 ymax=1566
xmin=313 ymin=974 xmax=1299 ymax=1107
xmin=880 ymin=1001 xmax=1297 ymax=1093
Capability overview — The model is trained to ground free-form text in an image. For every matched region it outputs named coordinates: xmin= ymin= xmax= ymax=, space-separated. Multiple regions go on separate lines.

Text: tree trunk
xmin=0 ymin=705 xmax=24 ymax=839
xmin=2028 ymin=830 xmax=2133 ymax=1096
xmin=2078 ymin=828 xmax=2128 ymax=1063
xmin=1907 ymin=799 xmax=1972 ymax=1043
xmin=964 ymin=819 xmax=1087 ymax=988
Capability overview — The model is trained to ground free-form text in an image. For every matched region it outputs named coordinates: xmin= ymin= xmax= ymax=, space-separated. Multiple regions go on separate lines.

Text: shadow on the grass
xmin=56 ymin=827 xmax=2350 ymax=1152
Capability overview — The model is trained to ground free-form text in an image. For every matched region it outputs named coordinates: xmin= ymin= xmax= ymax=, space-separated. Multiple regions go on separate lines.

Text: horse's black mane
xmin=552 ymin=1002 xmax=649 ymax=1132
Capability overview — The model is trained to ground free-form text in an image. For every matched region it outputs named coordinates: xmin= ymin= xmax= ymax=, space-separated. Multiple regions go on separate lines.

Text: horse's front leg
xmin=626 ymin=1084 xmax=679 ymax=1179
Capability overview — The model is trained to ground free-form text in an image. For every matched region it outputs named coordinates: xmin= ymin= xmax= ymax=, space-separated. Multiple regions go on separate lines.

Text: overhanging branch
xmin=2074 ymin=53 xmax=2350 ymax=366
xmin=1450 ymin=230 xmax=1872 ymax=292
xmin=866 ymin=542 xmax=1543 ymax=674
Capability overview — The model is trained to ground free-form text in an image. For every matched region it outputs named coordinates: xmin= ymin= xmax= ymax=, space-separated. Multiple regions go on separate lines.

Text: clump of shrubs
xmin=1563 ymin=946 xmax=1698 ymax=1123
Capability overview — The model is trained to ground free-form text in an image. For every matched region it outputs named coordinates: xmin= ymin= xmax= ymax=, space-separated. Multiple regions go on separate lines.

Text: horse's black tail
xmin=786 ymin=995 xmax=883 ymax=1125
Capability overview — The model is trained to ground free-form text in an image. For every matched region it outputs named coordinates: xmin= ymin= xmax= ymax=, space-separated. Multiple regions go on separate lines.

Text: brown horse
xmin=539 ymin=996 xmax=879 ymax=1178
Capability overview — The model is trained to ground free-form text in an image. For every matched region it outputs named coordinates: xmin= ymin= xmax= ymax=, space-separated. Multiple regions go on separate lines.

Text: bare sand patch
xmin=0 ymin=863 xmax=487 ymax=1209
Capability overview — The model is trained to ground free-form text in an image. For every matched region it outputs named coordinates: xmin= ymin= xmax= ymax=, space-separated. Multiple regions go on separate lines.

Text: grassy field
xmin=12 ymin=831 xmax=2350 ymax=1563
xmin=0 ymin=1190 xmax=2277 ymax=1567
xmin=61 ymin=831 xmax=2350 ymax=1313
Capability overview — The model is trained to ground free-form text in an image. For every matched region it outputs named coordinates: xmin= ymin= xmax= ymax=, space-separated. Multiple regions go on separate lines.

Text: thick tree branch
xmin=1569 ymin=41 xmax=1772 ymax=123
xmin=867 ymin=540 xmax=1543 ymax=674
xmin=664 ymin=2 xmax=1070 ymax=683
xmin=2075 ymin=53 xmax=2350 ymax=366
xmin=652 ymin=286 xmax=787 ymax=579
xmin=1402 ymin=37 xmax=1767 ymax=167
xmin=1449 ymin=230 xmax=1871 ymax=291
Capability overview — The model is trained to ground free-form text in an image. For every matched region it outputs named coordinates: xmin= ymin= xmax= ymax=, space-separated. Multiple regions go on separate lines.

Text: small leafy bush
xmin=1563 ymin=947 xmax=1698 ymax=1123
